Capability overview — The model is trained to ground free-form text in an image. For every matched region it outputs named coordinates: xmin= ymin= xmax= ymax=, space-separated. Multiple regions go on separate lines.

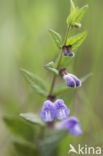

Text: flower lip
xmin=40 ymin=100 xmax=55 ymax=122
xmin=54 ymin=99 xmax=70 ymax=120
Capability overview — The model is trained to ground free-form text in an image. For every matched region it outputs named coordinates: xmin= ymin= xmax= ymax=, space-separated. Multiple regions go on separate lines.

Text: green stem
xmin=49 ymin=24 xmax=71 ymax=96
xmin=64 ymin=24 xmax=71 ymax=45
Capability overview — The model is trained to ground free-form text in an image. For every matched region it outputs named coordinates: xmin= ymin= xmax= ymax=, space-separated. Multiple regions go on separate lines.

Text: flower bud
xmin=69 ymin=74 xmax=82 ymax=87
xmin=62 ymin=45 xmax=74 ymax=57
xmin=63 ymin=73 xmax=81 ymax=88
xmin=63 ymin=74 xmax=76 ymax=88
xmin=62 ymin=45 xmax=68 ymax=56
xmin=74 ymin=23 xmax=82 ymax=28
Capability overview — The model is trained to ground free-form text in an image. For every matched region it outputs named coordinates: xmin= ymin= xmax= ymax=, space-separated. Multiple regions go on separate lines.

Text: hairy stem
xmin=49 ymin=24 xmax=71 ymax=96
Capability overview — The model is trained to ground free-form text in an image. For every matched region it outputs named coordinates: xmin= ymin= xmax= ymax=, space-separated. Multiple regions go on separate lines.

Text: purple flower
xmin=63 ymin=74 xmax=76 ymax=88
xmin=63 ymin=74 xmax=81 ymax=88
xmin=54 ymin=99 xmax=70 ymax=120
xmin=69 ymin=74 xmax=81 ymax=87
xmin=40 ymin=100 xmax=55 ymax=122
xmin=62 ymin=45 xmax=74 ymax=57
xmin=67 ymin=52 xmax=74 ymax=57
xmin=55 ymin=117 xmax=82 ymax=136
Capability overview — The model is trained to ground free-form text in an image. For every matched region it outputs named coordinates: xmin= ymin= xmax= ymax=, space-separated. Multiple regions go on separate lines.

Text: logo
xmin=68 ymin=144 xmax=102 ymax=155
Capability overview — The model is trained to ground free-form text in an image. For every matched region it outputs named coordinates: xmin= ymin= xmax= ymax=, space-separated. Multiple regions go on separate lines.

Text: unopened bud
xmin=62 ymin=45 xmax=74 ymax=57
xmin=74 ymin=23 xmax=82 ymax=28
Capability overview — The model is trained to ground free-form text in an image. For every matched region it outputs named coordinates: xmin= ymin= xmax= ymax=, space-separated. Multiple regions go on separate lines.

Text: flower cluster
xmin=40 ymin=99 xmax=70 ymax=122
xmin=40 ymin=99 xmax=82 ymax=136
xmin=40 ymin=5 xmax=84 ymax=136
xmin=40 ymin=56 xmax=82 ymax=136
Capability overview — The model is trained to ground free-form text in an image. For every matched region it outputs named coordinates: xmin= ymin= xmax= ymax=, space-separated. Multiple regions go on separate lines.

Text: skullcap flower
xmin=40 ymin=100 xmax=55 ymax=122
xmin=55 ymin=117 xmax=82 ymax=136
xmin=54 ymin=99 xmax=70 ymax=120
xmin=63 ymin=74 xmax=81 ymax=88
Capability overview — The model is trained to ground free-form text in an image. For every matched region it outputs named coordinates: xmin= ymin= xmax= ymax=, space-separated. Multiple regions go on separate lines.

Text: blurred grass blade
xmin=3 ymin=116 xmax=34 ymax=142
xmin=20 ymin=68 xmax=47 ymax=97
xmin=81 ymin=73 xmax=93 ymax=83
xmin=20 ymin=113 xmax=45 ymax=127
xmin=66 ymin=31 xmax=88 ymax=50
xmin=49 ymin=29 xmax=62 ymax=48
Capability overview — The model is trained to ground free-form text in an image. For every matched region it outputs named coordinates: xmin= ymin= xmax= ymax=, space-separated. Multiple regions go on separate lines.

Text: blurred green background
xmin=0 ymin=0 xmax=103 ymax=155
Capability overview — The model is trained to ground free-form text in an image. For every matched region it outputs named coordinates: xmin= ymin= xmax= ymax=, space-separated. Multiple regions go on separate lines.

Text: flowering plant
xmin=4 ymin=0 xmax=92 ymax=155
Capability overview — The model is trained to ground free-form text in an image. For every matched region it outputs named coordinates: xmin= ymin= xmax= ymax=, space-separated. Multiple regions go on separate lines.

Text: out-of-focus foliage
xmin=0 ymin=0 xmax=103 ymax=156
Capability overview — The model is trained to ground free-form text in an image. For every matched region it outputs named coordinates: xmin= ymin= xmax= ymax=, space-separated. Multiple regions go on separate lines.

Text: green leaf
xmin=45 ymin=61 xmax=59 ymax=76
xmin=53 ymin=82 xmax=69 ymax=96
xmin=67 ymin=7 xmax=79 ymax=25
xmin=53 ymin=73 xmax=92 ymax=96
xmin=3 ymin=116 xmax=34 ymax=142
xmin=81 ymin=73 xmax=93 ymax=83
xmin=13 ymin=141 xmax=39 ymax=156
xmin=39 ymin=129 xmax=68 ymax=156
xmin=46 ymin=67 xmax=59 ymax=76
xmin=20 ymin=68 xmax=47 ymax=97
xmin=20 ymin=113 xmax=45 ymax=127
xmin=67 ymin=4 xmax=88 ymax=25
xmin=60 ymin=56 xmax=73 ymax=68
xmin=70 ymin=0 xmax=75 ymax=11
xmin=49 ymin=29 xmax=62 ymax=48
xmin=71 ymin=5 xmax=88 ymax=25
xmin=66 ymin=31 xmax=88 ymax=50
xmin=45 ymin=61 xmax=54 ymax=68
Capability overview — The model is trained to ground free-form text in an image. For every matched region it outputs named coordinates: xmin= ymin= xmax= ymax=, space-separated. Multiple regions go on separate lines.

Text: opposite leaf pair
xmin=40 ymin=99 xmax=70 ymax=122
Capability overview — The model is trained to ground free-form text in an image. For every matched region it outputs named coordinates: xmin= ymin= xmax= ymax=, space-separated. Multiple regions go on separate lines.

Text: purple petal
xmin=63 ymin=74 xmax=76 ymax=88
xmin=69 ymin=123 xmax=82 ymax=136
xmin=67 ymin=52 xmax=75 ymax=57
xmin=69 ymin=74 xmax=81 ymax=87
xmin=63 ymin=117 xmax=82 ymax=136
xmin=54 ymin=99 xmax=70 ymax=120
xmin=54 ymin=117 xmax=82 ymax=136
xmin=63 ymin=52 xmax=68 ymax=56
xmin=40 ymin=100 xmax=55 ymax=122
